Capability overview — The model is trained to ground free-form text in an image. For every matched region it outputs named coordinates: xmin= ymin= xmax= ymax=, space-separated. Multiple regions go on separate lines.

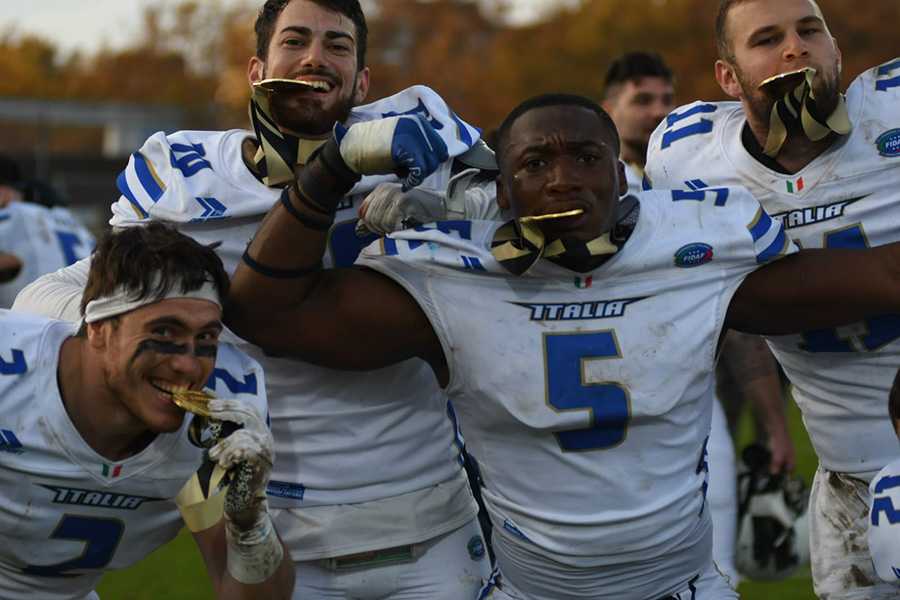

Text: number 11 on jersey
xmin=543 ymin=331 xmax=630 ymax=452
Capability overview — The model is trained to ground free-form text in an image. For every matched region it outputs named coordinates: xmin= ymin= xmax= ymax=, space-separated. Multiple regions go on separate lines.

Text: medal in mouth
xmin=519 ymin=208 xmax=585 ymax=223
xmin=252 ymin=78 xmax=334 ymax=95
xmin=247 ymin=78 xmax=332 ymax=187
xmin=170 ymin=388 xmax=214 ymax=417
xmin=758 ymin=67 xmax=811 ymax=91
xmin=757 ymin=67 xmax=851 ymax=157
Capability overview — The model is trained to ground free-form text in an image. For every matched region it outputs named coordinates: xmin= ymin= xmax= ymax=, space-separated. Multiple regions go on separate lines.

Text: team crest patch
xmin=467 ymin=535 xmax=486 ymax=561
xmin=876 ymin=129 xmax=900 ymax=157
xmin=674 ymin=243 xmax=713 ymax=268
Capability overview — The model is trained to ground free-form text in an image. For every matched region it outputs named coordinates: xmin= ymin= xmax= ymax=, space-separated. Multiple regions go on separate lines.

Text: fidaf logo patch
xmin=511 ymin=297 xmax=645 ymax=321
xmin=674 ymin=243 xmax=713 ymax=268
xmin=467 ymin=536 xmax=486 ymax=561
xmin=876 ymin=129 xmax=900 ymax=157
xmin=39 ymin=484 xmax=163 ymax=510
xmin=771 ymin=196 xmax=864 ymax=230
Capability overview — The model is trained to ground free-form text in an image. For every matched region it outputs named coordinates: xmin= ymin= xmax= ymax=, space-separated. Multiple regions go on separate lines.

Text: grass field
xmin=97 ymin=398 xmax=821 ymax=599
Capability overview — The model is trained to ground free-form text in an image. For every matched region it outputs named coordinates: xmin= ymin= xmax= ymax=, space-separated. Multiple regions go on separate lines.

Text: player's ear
xmin=616 ymin=161 xmax=628 ymax=197
xmin=715 ymin=59 xmax=742 ymax=99
xmin=834 ymin=40 xmax=842 ymax=75
xmin=248 ymin=55 xmax=265 ymax=85
xmin=496 ymin=175 xmax=510 ymax=211
xmin=353 ymin=67 xmax=370 ymax=105
xmin=86 ymin=322 xmax=107 ymax=350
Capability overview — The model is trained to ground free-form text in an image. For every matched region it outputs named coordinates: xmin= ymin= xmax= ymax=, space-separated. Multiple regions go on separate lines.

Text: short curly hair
xmin=81 ymin=223 xmax=229 ymax=318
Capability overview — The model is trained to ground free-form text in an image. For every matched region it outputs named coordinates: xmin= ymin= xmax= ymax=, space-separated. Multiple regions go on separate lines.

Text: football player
xmin=226 ymin=92 xmax=900 ymax=599
xmin=645 ymin=0 xmax=900 ymax=596
xmin=13 ymin=1 xmax=491 ymax=597
xmin=0 ymin=155 xmax=94 ymax=309
xmin=600 ymin=51 xmax=675 ymax=196
xmin=0 ymin=223 xmax=292 ymax=599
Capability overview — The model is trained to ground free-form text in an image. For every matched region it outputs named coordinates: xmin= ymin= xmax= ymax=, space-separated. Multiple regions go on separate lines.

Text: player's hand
xmin=207 ymin=399 xmax=273 ymax=529
xmin=0 ymin=252 xmax=23 ymax=283
xmin=767 ymin=423 xmax=796 ymax=474
xmin=334 ymin=114 xmax=449 ymax=191
xmin=357 ymin=182 xmax=449 ymax=235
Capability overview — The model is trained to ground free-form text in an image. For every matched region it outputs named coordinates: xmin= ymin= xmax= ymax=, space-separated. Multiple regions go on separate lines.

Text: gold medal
xmin=172 ymin=388 xmax=215 ymax=417
xmin=519 ymin=208 xmax=584 ymax=223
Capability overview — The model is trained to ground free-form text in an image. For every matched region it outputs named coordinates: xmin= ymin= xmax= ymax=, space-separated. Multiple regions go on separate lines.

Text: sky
xmin=1 ymin=0 xmax=576 ymax=57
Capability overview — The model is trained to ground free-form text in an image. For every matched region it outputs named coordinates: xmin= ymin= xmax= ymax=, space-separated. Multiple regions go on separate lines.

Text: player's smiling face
xmin=717 ymin=0 xmax=841 ymax=122
xmin=248 ymin=0 xmax=370 ymax=137
xmin=91 ymin=298 xmax=222 ymax=434
xmin=498 ymin=105 xmax=627 ymax=243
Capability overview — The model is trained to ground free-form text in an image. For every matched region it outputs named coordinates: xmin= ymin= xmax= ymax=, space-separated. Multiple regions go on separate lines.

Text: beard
xmin=268 ymin=71 xmax=359 ymax=137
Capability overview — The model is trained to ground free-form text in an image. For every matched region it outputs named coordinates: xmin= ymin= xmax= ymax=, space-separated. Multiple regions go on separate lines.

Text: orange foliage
xmin=0 ymin=0 xmax=896 ymax=134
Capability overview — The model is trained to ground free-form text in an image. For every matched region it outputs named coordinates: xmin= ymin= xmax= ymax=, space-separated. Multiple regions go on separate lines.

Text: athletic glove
xmin=207 ymin=398 xmax=273 ymax=525
xmin=357 ymin=182 xmax=447 ymax=235
xmin=334 ymin=114 xmax=449 ymax=191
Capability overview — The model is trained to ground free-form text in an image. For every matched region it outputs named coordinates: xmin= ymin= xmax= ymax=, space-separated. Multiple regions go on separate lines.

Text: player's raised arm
xmin=226 ymin=115 xmax=448 ymax=374
xmin=727 ymin=244 xmax=900 ymax=335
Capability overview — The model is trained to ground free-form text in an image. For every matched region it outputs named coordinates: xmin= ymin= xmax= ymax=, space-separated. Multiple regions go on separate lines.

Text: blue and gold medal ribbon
xmin=248 ymin=79 xmax=327 ymax=187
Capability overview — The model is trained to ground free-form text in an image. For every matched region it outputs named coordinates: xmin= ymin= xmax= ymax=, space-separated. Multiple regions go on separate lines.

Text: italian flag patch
xmin=574 ymin=275 xmax=593 ymax=289
xmin=785 ymin=177 xmax=804 ymax=194
xmin=102 ymin=463 xmax=123 ymax=478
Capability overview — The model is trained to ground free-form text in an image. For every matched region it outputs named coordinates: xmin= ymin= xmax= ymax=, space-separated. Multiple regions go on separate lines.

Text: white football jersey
xmin=0 ymin=202 xmax=94 ymax=309
xmin=870 ymin=456 xmax=900 ymax=584
xmin=357 ymin=187 xmax=793 ymax=595
xmin=0 ymin=310 xmax=267 ymax=599
xmin=646 ymin=58 xmax=900 ymax=478
xmin=99 ymin=86 xmax=482 ymax=556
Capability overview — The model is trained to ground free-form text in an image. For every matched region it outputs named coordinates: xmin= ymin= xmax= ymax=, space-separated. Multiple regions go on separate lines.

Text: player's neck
xmin=57 ymin=337 xmax=156 ymax=461
xmin=744 ymin=113 xmax=835 ymax=174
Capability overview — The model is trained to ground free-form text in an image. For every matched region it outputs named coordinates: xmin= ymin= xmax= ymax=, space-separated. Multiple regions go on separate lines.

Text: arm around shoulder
xmin=11 ymin=256 xmax=91 ymax=321
xmin=727 ymin=243 xmax=900 ymax=335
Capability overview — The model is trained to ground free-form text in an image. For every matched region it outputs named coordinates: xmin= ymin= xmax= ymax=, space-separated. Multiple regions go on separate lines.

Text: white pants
xmin=810 ymin=468 xmax=898 ymax=599
xmin=477 ymin=559 xmax=736 ymax=600
xmin=707 ymin=395 xmax=738 ymax=588
xmin=290 ymin=518 xmax=489 ymax=599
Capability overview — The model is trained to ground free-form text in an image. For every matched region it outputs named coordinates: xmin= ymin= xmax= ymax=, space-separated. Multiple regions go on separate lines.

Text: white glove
xmin=335 ymin=114 xmax=449 ymax=190
xmin=206 ymin=398 xmax=273 ymax=523
xmin=358 ymin=183 xmax=449 ymax=235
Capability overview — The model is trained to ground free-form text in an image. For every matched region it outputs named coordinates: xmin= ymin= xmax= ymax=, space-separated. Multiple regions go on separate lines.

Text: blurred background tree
xmin=0 ymin=0 xmax=894 ymax=135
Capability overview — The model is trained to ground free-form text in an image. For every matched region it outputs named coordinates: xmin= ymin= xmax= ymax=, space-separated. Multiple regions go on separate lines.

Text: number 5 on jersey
xmin=543 ymin=331 xmax=630 ymax=452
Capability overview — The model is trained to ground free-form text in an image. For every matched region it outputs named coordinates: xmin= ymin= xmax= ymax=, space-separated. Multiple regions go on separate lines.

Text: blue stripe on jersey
xmin=0 ymin=213 xmax=9 ymax=222
xmin=446 ymin=400 xmax=466 ymax=465
xmin=449 ymin=109 xmax=474 ymax=147
xmin=878 ymin=59 xmax=900 ymax=76
xmin=132 ymin=152 xmax=165 ymax=202
xmin=116 ymin=171 xmax=149 ymax=218
xmin=747 ymin=208 xmax=772 ymax=243
xmin=756 ymin=226 xmax=788 ymax=264
xmin=476 ymin=567 xmax=501 ymax=599
xmin=875 ymin=475 xmax=900 ymax=494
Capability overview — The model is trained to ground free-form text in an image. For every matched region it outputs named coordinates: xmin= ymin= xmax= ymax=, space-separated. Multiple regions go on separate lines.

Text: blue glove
xmin=334 ymin=114 xmax=449 ymax=191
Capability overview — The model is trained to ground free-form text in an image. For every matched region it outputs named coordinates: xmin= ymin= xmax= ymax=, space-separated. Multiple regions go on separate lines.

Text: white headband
xmin=84 ymin=281 xmax=222 ymax=324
